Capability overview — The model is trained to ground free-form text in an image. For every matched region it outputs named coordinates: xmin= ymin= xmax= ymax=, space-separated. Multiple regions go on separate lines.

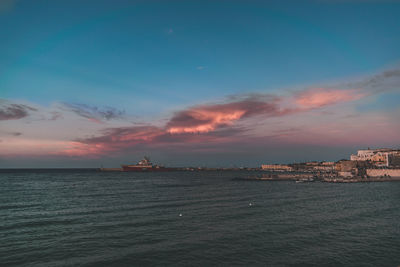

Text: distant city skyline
xmin=1 ymin=0 xmax=400 ymax=167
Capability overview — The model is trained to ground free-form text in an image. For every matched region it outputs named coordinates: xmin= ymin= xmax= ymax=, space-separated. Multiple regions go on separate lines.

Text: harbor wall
xmin=367 ymin=169 xmax=400 ymax=177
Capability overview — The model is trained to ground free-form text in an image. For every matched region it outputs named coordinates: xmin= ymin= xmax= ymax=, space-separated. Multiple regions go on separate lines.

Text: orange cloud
xmin=166 ymin=98 xmax=280 ymax=134
xmin=167 ymin=109 xmax=246 ymax=134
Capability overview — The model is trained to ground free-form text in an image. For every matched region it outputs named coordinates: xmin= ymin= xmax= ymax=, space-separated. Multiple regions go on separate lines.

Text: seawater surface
xmin=1 ymin=170 xmax=400 ymax=267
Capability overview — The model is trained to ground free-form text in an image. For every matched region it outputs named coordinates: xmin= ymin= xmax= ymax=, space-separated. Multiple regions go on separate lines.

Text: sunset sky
xmin=1 ymin=0 xmax=400 ymax=167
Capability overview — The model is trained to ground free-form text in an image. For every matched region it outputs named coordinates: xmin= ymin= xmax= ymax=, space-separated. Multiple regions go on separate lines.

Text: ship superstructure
xmin=121 ymin=157 xmax=175 ymax=172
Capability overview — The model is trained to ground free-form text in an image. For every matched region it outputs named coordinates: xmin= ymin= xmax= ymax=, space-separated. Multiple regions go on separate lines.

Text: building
xmin=261 ymin=164 xmax=293 ymax=171
xmin=335 ymin=160 xmax=369 ymax=178
xmin=350 ymin=148 xmax=400 ymax=167
xmin=335 ymin=160 xmax=357 ymax=172
xmin=388 ymin=153 xmax=400 ymax=167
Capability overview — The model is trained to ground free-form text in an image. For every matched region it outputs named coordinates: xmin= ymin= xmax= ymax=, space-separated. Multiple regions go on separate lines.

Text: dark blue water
xmin=1 ymin=170 xmax=399 ymax=266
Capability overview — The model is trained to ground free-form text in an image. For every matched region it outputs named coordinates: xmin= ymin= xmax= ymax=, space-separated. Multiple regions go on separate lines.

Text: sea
xmin=1 ymin=170 xmax=399 ymax=267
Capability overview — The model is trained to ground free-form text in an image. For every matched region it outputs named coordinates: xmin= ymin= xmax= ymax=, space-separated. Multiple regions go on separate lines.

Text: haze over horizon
xmin=1 ymin=0 xmax=400 ymax=168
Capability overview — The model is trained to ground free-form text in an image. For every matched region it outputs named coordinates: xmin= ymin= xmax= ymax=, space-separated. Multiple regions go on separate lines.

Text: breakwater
xmin=323 ymin=177 xmax=400 ymax=183
xmin=238 ymin=173 xmax=400 ymax=183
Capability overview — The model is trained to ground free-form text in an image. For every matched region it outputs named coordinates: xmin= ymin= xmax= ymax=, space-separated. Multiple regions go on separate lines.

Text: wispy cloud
xmin=0 ymin=100 xmax=37 ymax=120
xmin=60 ymin=103 xmax=125 ymax=123
xmin=351 ymin=69 xmax=400 ymax=93
xmin=49 ymin=111 xmax=63 ymax=121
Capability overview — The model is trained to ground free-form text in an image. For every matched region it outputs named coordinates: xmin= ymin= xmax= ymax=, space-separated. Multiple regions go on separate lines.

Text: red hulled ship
xmin=121 ymin=157 xmax=176 ymax=172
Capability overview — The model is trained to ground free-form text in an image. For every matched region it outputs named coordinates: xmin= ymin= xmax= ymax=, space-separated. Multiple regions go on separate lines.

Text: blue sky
xmin=1 ymin=0 xmax=399 ymax=167
xmin=3 ymin=0 xmax=400 ymax=108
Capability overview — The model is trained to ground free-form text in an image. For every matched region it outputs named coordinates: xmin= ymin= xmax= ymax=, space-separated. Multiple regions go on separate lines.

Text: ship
xmin=121 ymin=156 xmax=176 ymax=172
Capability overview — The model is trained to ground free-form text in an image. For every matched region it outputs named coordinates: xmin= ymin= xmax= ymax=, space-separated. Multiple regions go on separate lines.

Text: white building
xmin=350 ymin=148 xmax=400 ymax=167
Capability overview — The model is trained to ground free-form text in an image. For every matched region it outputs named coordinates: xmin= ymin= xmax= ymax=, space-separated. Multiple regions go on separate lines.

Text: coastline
xmin=236 ymin=173 xmax=400 ymax=183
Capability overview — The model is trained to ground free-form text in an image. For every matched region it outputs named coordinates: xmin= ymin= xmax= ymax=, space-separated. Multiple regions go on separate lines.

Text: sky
xmin=1 ymin=0 xmax=400 ymax=168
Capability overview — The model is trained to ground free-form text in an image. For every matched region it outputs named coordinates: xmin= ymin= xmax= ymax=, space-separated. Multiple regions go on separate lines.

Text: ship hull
xmin=121 ymin=165 xmax=177 ymax=172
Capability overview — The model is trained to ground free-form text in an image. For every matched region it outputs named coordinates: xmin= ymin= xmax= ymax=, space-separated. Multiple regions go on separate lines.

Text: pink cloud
xmin=0 ymin=87 xmax=376 ymax=158
xmin=62 ymin=125 xmax=243 ymax=156
xmin=57 ymin=89 xmax=371 ymax=156
xmin=4 ymin=66 xmax=399 ymax=160
xmin=60 ymin=142 xmax=109 ymax=157
xmin=166 ymin=98 xmax=281 ymax=134
xmin=167 ymin=109 xmax=246 ymax=134
xmin=295 ymin=88 xmax=366 ymax=108
xmin=0 ymin=138 xmax=84 ymax=157
xmin=88 ymin=117 xmax=103 ymax=124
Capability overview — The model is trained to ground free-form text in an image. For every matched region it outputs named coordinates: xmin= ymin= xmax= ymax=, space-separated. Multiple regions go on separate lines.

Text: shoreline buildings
xmin=261 ymin=164 xmax=293 ymax=171
xmin=350 ymin=148 xmax=400 ymax=167
xmin=341 ymin=148 xmax=400 ymax=178
xmin=260 ymin=148 xmax=400 ymax=179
